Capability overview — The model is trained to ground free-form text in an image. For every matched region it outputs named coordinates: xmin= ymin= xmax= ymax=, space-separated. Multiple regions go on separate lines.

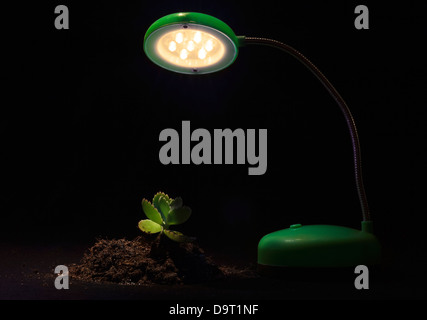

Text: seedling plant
xmin=138 ymin=192 xmax=194 ymax=242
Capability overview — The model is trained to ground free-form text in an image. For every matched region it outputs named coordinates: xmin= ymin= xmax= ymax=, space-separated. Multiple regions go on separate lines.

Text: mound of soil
xmin=70 ymin=235 xmax=256 ymax=285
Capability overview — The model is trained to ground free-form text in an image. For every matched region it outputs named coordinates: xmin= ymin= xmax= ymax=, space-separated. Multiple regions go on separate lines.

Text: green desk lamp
xmin=143 ymin=12 xmax=381 ymax=269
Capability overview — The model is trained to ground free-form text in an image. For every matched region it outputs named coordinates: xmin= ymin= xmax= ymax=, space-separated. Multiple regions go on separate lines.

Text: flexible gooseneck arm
xmin=242 ymin=36 xmax=371 ymax=222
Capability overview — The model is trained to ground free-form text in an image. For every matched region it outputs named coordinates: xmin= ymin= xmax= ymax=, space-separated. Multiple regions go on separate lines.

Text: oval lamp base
xmin=258 ymin=223 xmax=381 ymax=268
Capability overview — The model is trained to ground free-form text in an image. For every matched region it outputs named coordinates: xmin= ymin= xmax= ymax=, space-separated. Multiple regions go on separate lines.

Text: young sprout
xmin=138 ymin=192 xmax=195 ymax=242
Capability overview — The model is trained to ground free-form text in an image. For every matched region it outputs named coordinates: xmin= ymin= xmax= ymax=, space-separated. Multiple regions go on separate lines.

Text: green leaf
xmin=142 ymin=199 xmax=164 ymax=225
xmin=170 ymin=197 xmax=183 ymax=211
xmin=158 ymin=196 xmax=171 ymax=221
xmin=138 ymin=219 xmax=163 ymax=234
xmin=163 ymin=229 xmax=195 ymax=243
xmin=153 ymin=192 xmax=171 ymax=209
xmin=167 ymin=206 xmax=192 ymax=225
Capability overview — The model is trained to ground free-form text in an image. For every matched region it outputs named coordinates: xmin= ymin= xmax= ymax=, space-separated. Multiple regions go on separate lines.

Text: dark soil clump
xmin=70 ymin=235 xmax=256 ymax=285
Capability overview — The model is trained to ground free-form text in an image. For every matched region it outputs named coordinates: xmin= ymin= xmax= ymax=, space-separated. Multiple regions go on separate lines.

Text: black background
xmin=1 ymin=0 xmax=426 ymax=298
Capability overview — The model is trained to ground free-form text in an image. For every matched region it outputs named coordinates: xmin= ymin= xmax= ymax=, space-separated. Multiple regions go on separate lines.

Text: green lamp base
xmin=258 ymin=221 xmax=381 ymax=268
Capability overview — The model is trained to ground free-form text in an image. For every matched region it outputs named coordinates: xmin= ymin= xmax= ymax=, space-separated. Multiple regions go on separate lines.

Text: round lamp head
xmin=144 ymin=12 xmax=240 ymax=74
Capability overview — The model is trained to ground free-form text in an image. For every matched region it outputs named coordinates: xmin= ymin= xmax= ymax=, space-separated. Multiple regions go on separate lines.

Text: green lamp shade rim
xmin=258 ymin=224 xmax=381 ymax=268
xmin=144 ymin=12 xmax=240 ymax=74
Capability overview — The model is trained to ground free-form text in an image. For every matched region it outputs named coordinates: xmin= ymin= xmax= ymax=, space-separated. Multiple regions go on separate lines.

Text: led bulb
xmin=155 ymin=27 xmax=227 ymax=69
xmin=205 ymin=39 xmax=213 ymax=51
xmin=198 ymin=48 xmax=207 ymax=59
xmin=194 ymin=31 xmax=202 ymax=43
xmin=180 ymin=49 xmax=188 ymax=60
xmin=175 ymin=32 xmax=183 ymax=44
xmin=187 ymin=40 xmax=195 ymax=51
xmin=168 ymin=41 xmax=176 ymax=52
